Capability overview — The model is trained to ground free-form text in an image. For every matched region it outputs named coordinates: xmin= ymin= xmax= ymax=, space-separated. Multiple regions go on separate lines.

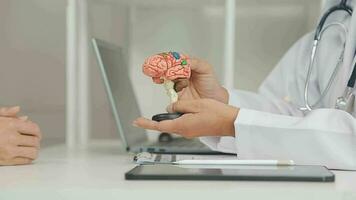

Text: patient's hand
xmin=0 ymin=106 xmax=21 ymax=118
xmin=0 ymin=107 xmax=42 ymax=166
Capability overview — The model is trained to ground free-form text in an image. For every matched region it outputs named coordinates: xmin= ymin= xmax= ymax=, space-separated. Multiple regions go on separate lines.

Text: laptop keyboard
xmin=152 ymin=138 xmax=207 ymax=149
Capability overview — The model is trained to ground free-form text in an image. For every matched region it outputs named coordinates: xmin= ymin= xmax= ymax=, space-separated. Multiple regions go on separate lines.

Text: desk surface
xmin=0 ymin=140 xmax=355 ymax=200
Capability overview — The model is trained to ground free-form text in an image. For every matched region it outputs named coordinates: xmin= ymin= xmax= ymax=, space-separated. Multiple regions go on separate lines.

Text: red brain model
xmin=142 ymin=52 xmax=191 ymax=84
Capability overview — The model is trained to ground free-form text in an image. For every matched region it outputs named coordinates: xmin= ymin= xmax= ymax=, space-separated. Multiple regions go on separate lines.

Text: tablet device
xmin=125 ymin=164 xmax=334 ymax=182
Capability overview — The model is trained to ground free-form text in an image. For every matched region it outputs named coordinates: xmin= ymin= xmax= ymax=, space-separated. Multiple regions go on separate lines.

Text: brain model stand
xmin=143 ymin=52 xmax=191 ymax=141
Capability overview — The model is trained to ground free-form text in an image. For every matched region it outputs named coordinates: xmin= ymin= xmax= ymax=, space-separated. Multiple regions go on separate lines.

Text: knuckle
xmin=34 ymin=137 xmax=41 ymax=147
xmin=31 ymin=122 xmax=41 ymax=133
xmin=36 ymin=129 xmax=43 ymax=139
xmin=34 ymin=123 xmax=41 ymax=132
xmin=38 ymin=131 xmax=43 ymax=140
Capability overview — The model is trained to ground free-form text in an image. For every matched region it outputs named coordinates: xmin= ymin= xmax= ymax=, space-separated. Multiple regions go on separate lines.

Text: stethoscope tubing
xmin=347 ymin=57 xmax=356 ymax=87
xmin=315 ymin=5 xmax=352 ymax=39
xmin=302 ymin=0 xmax=354 ymax=111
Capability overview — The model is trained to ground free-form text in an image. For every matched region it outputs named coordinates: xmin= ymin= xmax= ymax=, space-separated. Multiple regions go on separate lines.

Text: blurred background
xmin=0 ymin=0 xmax=321 ymax=147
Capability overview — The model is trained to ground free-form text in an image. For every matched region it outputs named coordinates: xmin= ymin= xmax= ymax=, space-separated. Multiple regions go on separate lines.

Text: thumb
xmin=166 ymin=100 xmax=201 ymax=114
xmin=0 ymin=106 xmax=20 ymax=117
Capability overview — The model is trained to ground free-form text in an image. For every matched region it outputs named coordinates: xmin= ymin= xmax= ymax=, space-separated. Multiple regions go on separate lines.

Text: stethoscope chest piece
xmin=335 ymin=87 xmax=355 ymax=114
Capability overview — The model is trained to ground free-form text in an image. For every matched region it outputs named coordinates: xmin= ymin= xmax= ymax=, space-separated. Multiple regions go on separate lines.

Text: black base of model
xmin=152 ymin=113 xmax=183 ymax=122
xmin=152 ymin=112 xmax=183 ymax=143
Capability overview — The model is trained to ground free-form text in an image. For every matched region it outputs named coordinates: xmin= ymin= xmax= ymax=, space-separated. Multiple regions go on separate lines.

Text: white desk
xmin=0 ymin=140 xmax=355 ymax=200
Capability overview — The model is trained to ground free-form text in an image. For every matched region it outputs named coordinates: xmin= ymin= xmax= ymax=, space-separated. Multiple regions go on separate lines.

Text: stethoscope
xmin=301 ymin=0 xmax=356 ymax=114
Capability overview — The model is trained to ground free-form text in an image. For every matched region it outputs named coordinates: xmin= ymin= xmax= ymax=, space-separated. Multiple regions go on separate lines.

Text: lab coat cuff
xmin=226 ymin=88 xmax=241 ymax=107
xmin=199 ymin=136 xmax=237 ymax=154
xmin=235 ymin=108 xmax=256 ymax=126
xmin=199 ymin=90 xmax=256 ymax=155
xmin=234 ymin=108 xmax=256 ymax=158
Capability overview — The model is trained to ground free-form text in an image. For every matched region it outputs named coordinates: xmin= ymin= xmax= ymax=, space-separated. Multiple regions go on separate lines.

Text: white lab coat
xmin=201 ymin=0 xmax=356 ymax=170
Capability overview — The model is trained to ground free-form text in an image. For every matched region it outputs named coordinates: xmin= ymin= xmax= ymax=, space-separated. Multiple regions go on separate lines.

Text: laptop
xmin=91 ymin=38 xmax=222 ymax=154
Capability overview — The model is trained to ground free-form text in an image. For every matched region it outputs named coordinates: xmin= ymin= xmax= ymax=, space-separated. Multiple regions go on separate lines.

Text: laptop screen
xmin=92 ymin=38 xmax=147 ymax=150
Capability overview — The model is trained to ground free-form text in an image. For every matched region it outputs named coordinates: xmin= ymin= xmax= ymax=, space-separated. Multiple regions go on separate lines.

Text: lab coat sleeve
xmin=235 ymin=108 xmax=356 ymax=170
xmin=201 ymin=77 xmax=356 ymax=169
xmin=201 ymin=90 xmax=356 ymax=169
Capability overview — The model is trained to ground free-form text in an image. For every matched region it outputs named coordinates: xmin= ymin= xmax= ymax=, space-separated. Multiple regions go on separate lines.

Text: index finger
xmin=133 ymin=117 xmax=179 ymax=134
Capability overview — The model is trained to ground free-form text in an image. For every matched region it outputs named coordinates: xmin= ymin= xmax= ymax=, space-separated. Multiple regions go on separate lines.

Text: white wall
xmin=234 ymin=0 xmax=320 ymax=91
xmin=88 ymin=0 xmax=131 ymax=140
xmin=0 ymin=0 xmax=66 ymax=146
xmin=0 ymin=0 xmax=321 ymax=145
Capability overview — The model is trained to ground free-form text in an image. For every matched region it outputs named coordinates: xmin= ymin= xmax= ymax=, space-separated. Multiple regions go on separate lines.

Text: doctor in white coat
xmin=134 ymin=0 xmax=356 ymax=170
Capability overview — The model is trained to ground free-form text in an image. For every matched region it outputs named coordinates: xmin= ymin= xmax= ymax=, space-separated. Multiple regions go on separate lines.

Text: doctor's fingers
xmin=0 ymin=106 xmax=20 ymax=117
xmin=166 ymin=100 xmax=203 ymax=113
xmin=133 ymin=117 xmax=182 ymax=134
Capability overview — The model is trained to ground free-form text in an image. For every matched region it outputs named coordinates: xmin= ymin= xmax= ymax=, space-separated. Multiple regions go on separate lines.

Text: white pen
xmin=173 ymin=159 xmax=295 ymax=166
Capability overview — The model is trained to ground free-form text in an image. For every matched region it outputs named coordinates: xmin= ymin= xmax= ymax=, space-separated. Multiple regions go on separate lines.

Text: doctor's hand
xmin=0 ymin=116 xmax=42 ymax=166
xmin=174 ymin=58 xmax=229 ymax=104
xmin=133 ymin=99 xmax=239 ymax=138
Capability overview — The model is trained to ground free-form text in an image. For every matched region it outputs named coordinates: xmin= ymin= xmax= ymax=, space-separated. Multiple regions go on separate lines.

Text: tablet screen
xmin=125 ymin=164 xmax=334 ymax=182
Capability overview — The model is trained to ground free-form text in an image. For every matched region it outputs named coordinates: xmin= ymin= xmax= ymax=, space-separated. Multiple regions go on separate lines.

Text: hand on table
xmin=0 ymin=106 xmax=22 ymax=118
xmin=0 ymin=106 xmax=42 ymax=166
xmin=133 ymin=99 xmax=239 ymax=138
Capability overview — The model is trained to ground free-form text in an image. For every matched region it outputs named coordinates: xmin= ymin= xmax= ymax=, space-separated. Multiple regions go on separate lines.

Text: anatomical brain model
xmin=142 ymin=52 xmax=191 ymax=103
